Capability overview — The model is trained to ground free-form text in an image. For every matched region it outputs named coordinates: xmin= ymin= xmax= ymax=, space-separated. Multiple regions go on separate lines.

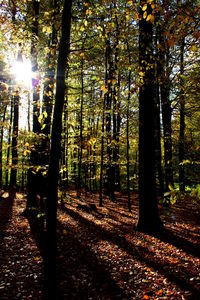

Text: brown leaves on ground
xmin=0 ymin=190 xmax=200 ymax=299
xmin=0 ymin=191 xmax=43 ymax=299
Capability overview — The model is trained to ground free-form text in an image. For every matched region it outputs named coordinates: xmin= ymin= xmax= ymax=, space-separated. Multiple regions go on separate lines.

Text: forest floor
xmin=0 ymin=190 xmax=200 ymax=300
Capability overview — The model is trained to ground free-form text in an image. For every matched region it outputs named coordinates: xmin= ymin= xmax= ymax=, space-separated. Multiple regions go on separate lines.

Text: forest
xmin=0 ymin=0 xmax=200 ymax=299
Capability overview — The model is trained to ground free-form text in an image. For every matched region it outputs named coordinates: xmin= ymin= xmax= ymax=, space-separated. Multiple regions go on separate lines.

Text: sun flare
xmin=11 ymin=59 xmax=33 ymax=89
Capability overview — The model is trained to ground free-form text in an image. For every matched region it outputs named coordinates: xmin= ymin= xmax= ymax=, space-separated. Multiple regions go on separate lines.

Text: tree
xmin=26 ymin=0 xmax=41 ymax=210
xmin=158 ymin=16 xmax=174 ymax=191
xmin=179 ymin=38 xmax=185 ymax=192
xmin=10 ymin=92 xmax=19 ymax=189
xmin=44 ymin=0 xmax=72 ymax=298
xmin=137 ymin=0 xmax=163 ymax=232
xmin=0 ymin=85 xmax=7 ymax=188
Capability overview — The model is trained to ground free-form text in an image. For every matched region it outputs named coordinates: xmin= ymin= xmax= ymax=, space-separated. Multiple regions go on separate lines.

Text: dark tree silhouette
xmin=44 ymin=0 xmax=72 ymax=298
xmin=137 ymin=1 xmax=163 ymax=232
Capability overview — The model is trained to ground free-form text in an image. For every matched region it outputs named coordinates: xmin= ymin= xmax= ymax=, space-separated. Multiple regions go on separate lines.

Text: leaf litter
xmin=0 ymin=190 xmax=200 ymax=299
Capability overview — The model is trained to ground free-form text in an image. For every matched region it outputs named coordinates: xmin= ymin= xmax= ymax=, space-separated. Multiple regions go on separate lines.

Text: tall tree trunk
xmin=93 ymin=113 xmax=99 ymax=191
xmin=113 ymin=10 xmax=121 ymax=192
xmin=159 ymin=37 xmax=173 ymax=190
xmin=155 ymin=22 xmax=164 ymax=196
xmin=93 ymin=143 xmax=97 ymax=191
xmin=99 ymin=88 xmax=105 ymax=206
xmin=85 ymin=145 xmax=89 ymax=195
xmin=126 ymin=31 xmax=132 ymax=210
xmin=127 ymin=69 xmax=131 ymax=212
xmin=113 ymin=72 xmax=121 ymax=192
xmin=179 ymin=38 xmax=185 ymax=192
xmin=116 ymin=74 xmax=121 ymax=191
xmin=42 ymin=0 xmax=58 ymax=164
xmin=155 ymin=80 xmax=164 ymax=195
xmin=77 ymin=58 xmax=84 ymax=197
xmin=63 ymin=97 xmax=69 ymax=190
xmin=26 ymin=0 xmax=41 ymax=209
xmin=126 ymin=71 xmax=131 ymax=212
xmin=137 ymin=0 xmax=163 ymax=232
xmin=31 ymin=0 xmax=40 ymax=136
xmin=27 ymin=92 xmax=31 ymax=132
xmin=44 ymin=0 xmax=72 ymax=298
xmin=6 ymin=96 xmax=13 ymax=187
xmin=106 ymin=39 xmax=115 ymax=200
xmin=10 ymin=93 xmax=19 ymax=189
xmin=0 ymin=103 xmax=7 ymax=188
xmin=89 ymin=144 xmax=92 ymax=191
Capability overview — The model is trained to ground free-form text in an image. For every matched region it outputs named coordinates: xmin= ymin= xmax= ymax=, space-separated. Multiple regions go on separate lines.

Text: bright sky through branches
xmin=11 ymin=58 xmax=33 ymax=89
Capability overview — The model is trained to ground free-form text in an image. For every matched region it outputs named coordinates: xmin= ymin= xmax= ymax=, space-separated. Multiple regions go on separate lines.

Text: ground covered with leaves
xmin=0 ymin=190 xmax=200 ymax=299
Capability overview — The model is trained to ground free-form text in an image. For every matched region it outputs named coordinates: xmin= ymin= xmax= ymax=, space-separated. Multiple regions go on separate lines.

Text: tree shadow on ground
xmin=0 ymin=191 xmax=14 ymax=241
xmin=152 ymin=227 xmax=200 ymax=258
xmin=0 ymin=191 xmax=16 ymax=299
xmin=56 ymin=220 xmax=126 ymax=300
xmin=59 ymin=204 xmax=200 ymax=299
xmin=24 ymin=206 xmax=126 ymax=298
xmin=25 ymin=214 xmax=45 ymax=258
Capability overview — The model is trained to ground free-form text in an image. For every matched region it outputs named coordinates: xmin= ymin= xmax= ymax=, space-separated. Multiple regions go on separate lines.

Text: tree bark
xmin=42 ymin=0 xmax=58 ymax=164
xmin=26 ymin=0 xmax=41 ymax=209
xmin=10 ymin=94 xmax=19 ymax=189
xmin=6 ymin=96 xmax=13 ymax=187
xmin=159 ymin=34 xmax=173 ymax=190
xmin=113 ymin=11 xmax=121 ymax=192
xmin=137 ymin=0 xmax=163 ymax=232
xmin=127 ymin=70 xmax=131 ymax=212
xmin=44 ymin=0 xmax=72 ymax=298
xmin=0 ymin=102 xmax=7 ymax=188
xmin=77 ymin=58 xmax=84 ymax=197
xmin=99 ymin=89 xmax=105 ymax=206
xmin=179 ymin=38 xmax=185 ymax=192
xmin=155 ymin=20 xmax=164 ymax=196
xmin=105 ymin=39 xmax=115 ymax=201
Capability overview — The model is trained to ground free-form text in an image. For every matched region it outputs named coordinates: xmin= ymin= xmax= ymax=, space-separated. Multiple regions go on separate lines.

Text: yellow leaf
xmin=142 ymin=4 xmax=147 ymax=11
xmin=46 ymin=27 xmax=51 ymax=34
xmin=145 ymin=14 xmax=154 ymax=23
xmin=34 ymin=256 xmax=40 ymax=261
xmin=42 ymin=26 xmax=52 ymax=34
xmin=25 ymin=142 xmax=29 ymax=147
xmin=100 ymin=85 xmax=108 ymax=93
xmin=139 ymin=71 xmax=144 ymax=77
xmin=133 ymin=12 xmax=139 ymax=20
xmin=80 ymin=25 xmax=84 ymax=32
xmin=143 ymin=11 xmax=147 ymax=19
xmin=63 ymin=229 xmax=67 ymax=235
xmin=190 ymin=45 xmax=197 ymax=52
xmin=150 ymin=14 xmax=155 ymax=23
xmin=24 ymin=149 xmax=31 ymax=156
xmin=146 ymin=14 xmax=152 ymax=22
xmin=168 ymin=183 xmax=174 ymax=191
